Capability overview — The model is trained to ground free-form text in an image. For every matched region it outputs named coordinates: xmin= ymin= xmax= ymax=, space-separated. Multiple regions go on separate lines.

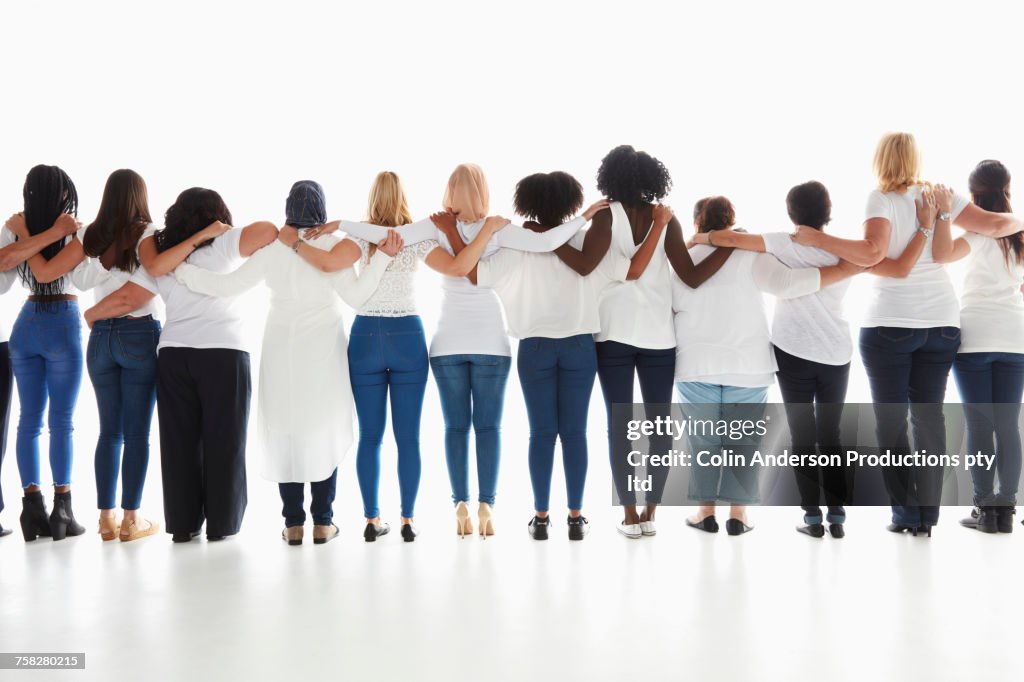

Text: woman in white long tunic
xmin=174 ymin=181 xmax=400 ymax=545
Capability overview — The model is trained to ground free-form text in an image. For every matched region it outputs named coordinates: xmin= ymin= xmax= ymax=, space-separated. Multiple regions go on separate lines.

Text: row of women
xmin=0 ymin=134 xmax=1020 ymax=547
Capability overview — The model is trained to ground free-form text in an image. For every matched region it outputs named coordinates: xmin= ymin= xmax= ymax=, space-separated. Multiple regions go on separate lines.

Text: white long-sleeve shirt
xmin=341 ymin=216 xmax=586 ymax=356
xmin=673 ymin=245 xmax=821 ymax=387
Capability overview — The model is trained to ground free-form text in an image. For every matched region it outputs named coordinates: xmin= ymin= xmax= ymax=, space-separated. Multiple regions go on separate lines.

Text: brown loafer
xmin=282 ymin=526 xmax=303 ymax=546
xmin=313 ymin=523 xmax=339 ymax=545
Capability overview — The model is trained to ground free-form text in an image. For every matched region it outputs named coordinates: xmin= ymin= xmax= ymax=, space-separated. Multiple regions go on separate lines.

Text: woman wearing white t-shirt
xmin=691 ymin=182 xmax=928 ymax=538
xmin=0 ymin=211 xmax=82 ymax=538
xmin=794 ymin=132 xmax=1024 ymax=537
xmin=88 ymin=187 xmax=277 ymax=542
xmin=677 ymin=196 xmax=857 ymax=536
xmin=173 ymin=180 xmax=399 ymax=546
xmin=930 ymin=161 xmax=1024 ymax=534
xmin=286 ymin=166 xmax=586 ymax=539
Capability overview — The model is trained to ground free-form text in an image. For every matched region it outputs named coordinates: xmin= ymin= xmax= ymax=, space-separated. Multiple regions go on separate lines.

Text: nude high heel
xmin=478 ymin=502 xmax=494 ymax=538
xmin=455 ymin=501 xmax=472 ymax=538
xmin=98 ymin=515 xmax=119 ymax=542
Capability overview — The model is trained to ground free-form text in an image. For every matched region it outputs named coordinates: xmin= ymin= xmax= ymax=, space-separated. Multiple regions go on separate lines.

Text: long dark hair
xmin=82 ymin=169 xmax=152 ymax=272
xmin=969 ymin=160 xmax=1020 ymax=267
xmin=20 ymin=164 xmax=78 ymax=296
xmin=155 ymin=188 xmax=232 ymax=253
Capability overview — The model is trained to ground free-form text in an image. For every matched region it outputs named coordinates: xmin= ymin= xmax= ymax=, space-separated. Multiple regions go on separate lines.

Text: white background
xmin=1 ymin=3 xmax=1023 ymax=681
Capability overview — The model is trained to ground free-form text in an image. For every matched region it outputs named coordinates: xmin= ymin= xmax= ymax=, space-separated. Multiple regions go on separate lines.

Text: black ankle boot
xmin=20 ymin=491 xmax=51 ymax=541
xmin=49 ymin=491 xmax=85 ymax=541
xmin=976 ymin=506 xmax=998 ymax=534
xmin=996 ymin=506 xmax=1015 ymax=533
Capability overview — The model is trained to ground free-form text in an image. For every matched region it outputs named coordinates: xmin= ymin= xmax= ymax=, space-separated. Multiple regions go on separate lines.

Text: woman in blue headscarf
xmin=173 ymin=181 xmax=404 ymax=545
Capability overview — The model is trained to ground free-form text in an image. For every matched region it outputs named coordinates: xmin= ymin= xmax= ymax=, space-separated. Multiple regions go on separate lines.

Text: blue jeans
xmin=953 ymin=351 xmax=1024 ymax=506
xmin=349 ymin=315 xmax=428 ymax=519
xmin=9 ymin=301 xmax=83 ymax=488
xmin=87 ymin=316 xmax=161 ymax=510
xmin=279 ymin=469 xmax=337 ymax=527
xmin=859 ymin=326 xmax=960 ymax=526
xmin=429 ymin=354 xmax=511 ymax=506
xmin=517 ymin=334 xmax=597 ymax=513
xmin=675 ymin=381 xmax=768 ymax=505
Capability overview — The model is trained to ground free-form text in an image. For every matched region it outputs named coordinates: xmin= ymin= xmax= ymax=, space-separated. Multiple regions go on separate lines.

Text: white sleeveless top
xmin=594 ymin=202 xmax=675 ymax=349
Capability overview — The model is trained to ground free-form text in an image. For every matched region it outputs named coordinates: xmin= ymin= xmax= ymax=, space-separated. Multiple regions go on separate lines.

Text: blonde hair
xmin=442 ymin=164 xmax=489 ymax=222
xmin=873 ymin=132 xmax=924 ymax=193
xmin=366 ymin=171 xmax=413 ymax=257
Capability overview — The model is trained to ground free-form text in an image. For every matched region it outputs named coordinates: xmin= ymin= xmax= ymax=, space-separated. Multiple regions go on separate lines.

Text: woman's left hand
xmin=791 ymin=225 xmax=823 ymax=247
xmin=933 ymin=184 xmax=954 ymax=214
xmin=582 ymin=200 xmax=610 ymax=221
xmin=5 ymin=213 xmax=28 ymax=240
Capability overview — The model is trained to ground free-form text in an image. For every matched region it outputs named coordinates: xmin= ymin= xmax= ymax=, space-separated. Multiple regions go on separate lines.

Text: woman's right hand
xmin=5 ymin=213 xmax=29 ymax=240
xmin=55 ymin=213 xmax=81 ymax=236
xmin=377 ymin=229 xmax=404 ymax=257
xmin=200 ymin=220 xmax=231 ymax=241
xmin=582 ymin=200 xmax=610 ymax=221
xmin=483 ymin=215 xmax=510 ymax=234
xmin=916 ymin=189 xmax=937 ymax=229
xmin=932 ymin=184 xmax=954 ymax=214
xmin=791 ymin=225 xmax=824 ymax=247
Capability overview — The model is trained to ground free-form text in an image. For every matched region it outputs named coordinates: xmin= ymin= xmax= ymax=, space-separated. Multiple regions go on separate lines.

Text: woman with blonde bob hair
xmin=293 ymin=164 xmax=597 ymax=539
xmin=795 ymin=132 xmax=1024 ymax=536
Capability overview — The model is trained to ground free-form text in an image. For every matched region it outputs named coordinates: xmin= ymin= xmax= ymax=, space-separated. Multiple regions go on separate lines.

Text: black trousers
xmin=596 ymin=340 xmax=676 ymax=506
xmin=157 ymin=347 xmax=251 ymax=536
xmin=774 ymin=347 xmax=852 ymax=523
xmin=0 ymin=342 xmax=12 ymax=516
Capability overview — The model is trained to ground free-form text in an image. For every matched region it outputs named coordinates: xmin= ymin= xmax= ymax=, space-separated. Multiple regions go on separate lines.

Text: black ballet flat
xmin=172 ymin=531 xmax=200 ymax=543
xmin=725 ymin=518 xmax=754 ymax=536
xmin=363 ymin=522 xmax=390 ymax=542
xmin=686 ymin=515 xmax=719 ymax=533
xmin=796 ymin=523 xmax=825 ymax=538
xmin=401 ymin=523 xmax=418 ymax=542
xmin=206 ymin=535 xmax=226 ymax=542
xmin=828 ymin=523 xmax=845 ymax=539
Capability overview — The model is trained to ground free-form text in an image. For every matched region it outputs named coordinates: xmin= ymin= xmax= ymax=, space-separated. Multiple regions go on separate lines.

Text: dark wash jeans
xmin=88 ymin=316 xmax=161 ymax=510
xmin=953 ymin=352 xmax=1024 ymax=506
xmin=774 ymin=347 xmax=852 ymax=525
xmin=859 ymin=326 xmax=960 ymax=526
xmin=279 ymin=469 xmax=337 ymax=527
xmin=596 ymin=340 xmax=675 ymax=507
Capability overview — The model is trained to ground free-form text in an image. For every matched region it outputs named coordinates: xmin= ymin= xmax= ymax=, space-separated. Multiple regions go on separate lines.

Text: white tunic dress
xmin=175 ymin=236 xmax=392 ymax=483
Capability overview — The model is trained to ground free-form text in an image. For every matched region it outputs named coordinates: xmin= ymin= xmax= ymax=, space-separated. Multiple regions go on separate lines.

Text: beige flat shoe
xmin=98 ymin=515 xmax=120 ymax=542
xmin=313 ymin=523 xmax=339 ymax=545
xmin=282 ymin=526 xmax=304 ymax=546
xmin=119 ymin=518 xmax=159 ymax=542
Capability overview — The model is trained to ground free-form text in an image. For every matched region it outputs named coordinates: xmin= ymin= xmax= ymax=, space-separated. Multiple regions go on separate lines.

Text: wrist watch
xmin=917 ymin=225 xmax=933 ymax=237
xmin=291 ymin=239 xmax=302 ymax=253
xmin=937 ymin=211 xmax=952 ymax=222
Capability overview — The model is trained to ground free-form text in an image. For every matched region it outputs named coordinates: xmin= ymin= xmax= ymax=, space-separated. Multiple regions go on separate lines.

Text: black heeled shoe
xmin=49 ymin=491 xmax=85 ymax=541
xmin=363 ymin=521 xmax=390 ymax=542
xmin=400 ymin=523 xmax=418 ymax=542
xmin=796 ymin=523 xmax=825 ymax=538
xmin=886 ymin=522 xmax=916 ymax=535
xmin=528 ymin=515 xmax=550 ymax=541
xmin=996 ymin=506 xmax=1015 ymax=533
xmin=686 ymin=515 xmax=719 ymax=533
xmin=829 ymin=523 xmax=845 ymax=539
xmin=725 ymin=518 xmax=754 ymax=536
xmin=917 ymin=524 xmax=934 ymax=538
xmin=20 ymin=491 xmax=51 ymax=541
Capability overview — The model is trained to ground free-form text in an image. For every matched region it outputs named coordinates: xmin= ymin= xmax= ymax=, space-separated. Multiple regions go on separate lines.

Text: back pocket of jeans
xmin=876 ymin=327 xmax=914 ymax=343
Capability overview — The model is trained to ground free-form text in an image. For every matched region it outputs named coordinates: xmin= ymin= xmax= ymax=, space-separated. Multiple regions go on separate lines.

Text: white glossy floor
xmin=1 ymin=503 xmax=1020 ymax=682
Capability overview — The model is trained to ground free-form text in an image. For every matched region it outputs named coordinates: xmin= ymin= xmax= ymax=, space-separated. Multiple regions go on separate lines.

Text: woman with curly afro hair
xmin=561 ymin=145 xmax=732 ymax=539
xmin=453 ymin=170 xmax=664 ymax=540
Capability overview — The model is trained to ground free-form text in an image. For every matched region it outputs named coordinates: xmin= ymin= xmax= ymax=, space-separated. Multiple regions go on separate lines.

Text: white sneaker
xmin=639 ymin=520 xmax=657 ymax=536
xmin=617 ymin=521 xmax=642 ymax=539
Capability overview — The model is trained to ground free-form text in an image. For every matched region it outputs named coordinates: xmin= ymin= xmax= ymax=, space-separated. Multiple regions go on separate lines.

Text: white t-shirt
xmin=477 ymin=231 xmax=629 ymax=340
xmin=595 ymin=202 xmax=676 ymax=349
xmin=142 ymin=225 xmax=248 ymax=352
xmin=762 ymin=232 xmax=851 ymax=365
xmin=429 ymin=217 xmax=585 ymax=357
xmin=958 ymin=232 xmax=1024 ymax=354
xmin=72 ymin=226 xmax=162 ymax=319
xmin=674 ymin=246 xmax=821 ymax=387
xmin=861 ymin=186 xmax=969 ymax=329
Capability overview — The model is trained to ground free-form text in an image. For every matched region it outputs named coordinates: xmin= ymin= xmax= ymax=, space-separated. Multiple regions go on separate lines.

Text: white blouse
xmin=673 ymin=246 xmax=821 ymax=387
xmin=352 ymin=238 xmax=437 ymax=317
